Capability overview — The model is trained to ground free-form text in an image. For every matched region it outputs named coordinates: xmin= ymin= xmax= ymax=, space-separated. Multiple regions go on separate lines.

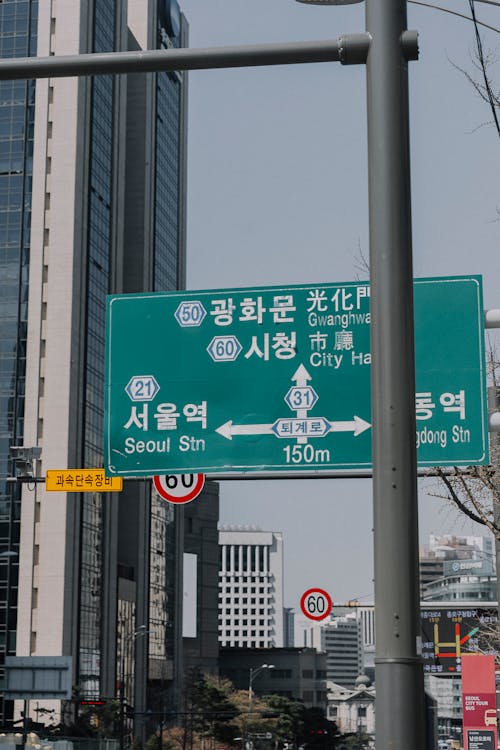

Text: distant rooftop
xmin=218 ymin=524 xmax=263 ymax=532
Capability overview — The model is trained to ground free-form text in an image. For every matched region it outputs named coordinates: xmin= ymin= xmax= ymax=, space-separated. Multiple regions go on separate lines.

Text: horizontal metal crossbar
xmin=0 ymin=36 xmax=372 ymax=80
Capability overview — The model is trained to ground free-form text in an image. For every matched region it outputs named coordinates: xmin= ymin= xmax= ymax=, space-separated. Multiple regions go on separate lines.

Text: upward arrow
xmin=290 ymin=363 xmax=313 ymax=428
xmin=291 ymin=364 xmax=312 ymax=387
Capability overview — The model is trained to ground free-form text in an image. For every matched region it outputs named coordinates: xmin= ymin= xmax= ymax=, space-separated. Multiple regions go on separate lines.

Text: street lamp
xmin=246 ymin=665 xmax=274 ymax=750
xmin=119 ymin=625 xmax=153 ymax=750
xmin=248 ymin=664 xmax=275 ymax=707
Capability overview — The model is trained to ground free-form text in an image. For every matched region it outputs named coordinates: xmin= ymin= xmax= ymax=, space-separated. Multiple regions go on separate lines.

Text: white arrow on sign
xmin=215 ymin=420 xmax=274 ymax=440
xmin=216 ymin=415 xmax=371 ymax=440
xmin=291 ymin=363 xmax=312 ymax=388
xmin=290 ymin=364 xmax=313 ymax=440
xmin=330 ymin=415 xmax=371 ymax=436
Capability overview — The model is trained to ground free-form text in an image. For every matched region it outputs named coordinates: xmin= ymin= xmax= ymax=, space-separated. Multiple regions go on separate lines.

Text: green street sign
xmin=104 ymin=275 xmax=489 ymax=476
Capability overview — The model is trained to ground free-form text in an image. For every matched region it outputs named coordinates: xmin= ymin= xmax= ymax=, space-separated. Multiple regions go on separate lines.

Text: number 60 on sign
xmin=300 ymin=588 xmax=333 ymax=621
xmin=153 ymin=473 xmax=205 ymax=504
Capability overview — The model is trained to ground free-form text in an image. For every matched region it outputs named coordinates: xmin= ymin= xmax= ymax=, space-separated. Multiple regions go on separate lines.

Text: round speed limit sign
xmin=153 ymin=474 xmax=205 ymax=504
xmin=300 ymin=588 xmax=333 ymax=621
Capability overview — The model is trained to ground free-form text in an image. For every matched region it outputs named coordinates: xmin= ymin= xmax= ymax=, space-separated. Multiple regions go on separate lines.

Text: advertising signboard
xmin=462 ymin=654 xmax=498 ymax=750
xmin=421 ymin=606 xmax=498 ymax=675
xmin=3 ymin=656 xmax=73 ymax=699
xmin=46 ymin=469 xmax=122 ymax=492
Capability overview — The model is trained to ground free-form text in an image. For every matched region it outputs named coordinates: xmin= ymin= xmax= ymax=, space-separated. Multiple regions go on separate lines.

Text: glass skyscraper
xmin=0 ymin=0 xmax=188 ymax=730
xmin=0 ymin=0 xmax=38 ymax=725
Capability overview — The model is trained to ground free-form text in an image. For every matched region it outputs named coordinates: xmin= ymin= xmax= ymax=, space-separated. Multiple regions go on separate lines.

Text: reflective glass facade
xmin=79 ymin=0 xmax=118 ymax=698
xmin=0 ymin=0 xmax=38 ymax=724
xmin=149 ymin=497 xmax=175 ymax=676
xmin=147 ymin=8 xmax=185 ymax=703
xmin=0 ymin=0 xmax=187 ymax=722
xmin=153 ymin=26 xmax=182 ymax=292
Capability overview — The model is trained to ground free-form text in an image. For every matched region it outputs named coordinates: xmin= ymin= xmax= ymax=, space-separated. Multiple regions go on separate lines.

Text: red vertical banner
xmin=462 ymin=654 xmax=498 ymax=750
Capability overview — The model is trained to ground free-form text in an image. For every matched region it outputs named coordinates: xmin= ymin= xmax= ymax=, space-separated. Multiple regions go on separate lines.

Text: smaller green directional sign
xmin=104 ymin=275 xmax=489 ymax=476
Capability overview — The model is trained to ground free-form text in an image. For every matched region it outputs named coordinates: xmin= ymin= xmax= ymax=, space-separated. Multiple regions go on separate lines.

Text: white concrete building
xmin=326 ymin=676 xmax=375 ymax=742
xmin=294 ymin=615 xmax=323 ymax=650
xmin=218 ymin=526 xmax=284 ymax=647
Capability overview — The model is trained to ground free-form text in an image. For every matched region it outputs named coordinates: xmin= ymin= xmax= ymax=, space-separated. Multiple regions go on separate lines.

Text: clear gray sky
xmin=180 ymin=0 xmax=500 ymax=607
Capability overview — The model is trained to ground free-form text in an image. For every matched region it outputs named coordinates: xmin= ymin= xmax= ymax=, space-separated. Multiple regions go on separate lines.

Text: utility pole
xmin=365 ymin=0 xmax=425 ymax=747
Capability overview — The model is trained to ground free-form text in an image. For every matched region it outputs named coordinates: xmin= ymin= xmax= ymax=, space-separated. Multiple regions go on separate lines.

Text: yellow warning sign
xmin=46 ymin=469 xmax=123 ymax=492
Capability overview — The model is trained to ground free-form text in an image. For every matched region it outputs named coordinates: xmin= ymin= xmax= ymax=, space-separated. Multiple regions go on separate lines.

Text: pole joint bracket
xmin=401 ymin=30 xmax=419 ymax=61
xmin=338 ymin=33 xmax=371 ymax=65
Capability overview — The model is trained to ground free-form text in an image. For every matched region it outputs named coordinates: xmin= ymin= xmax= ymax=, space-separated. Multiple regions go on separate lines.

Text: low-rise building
xmin=326 ymin=676 xmax=375 ymax=741
xmin=219 ymin=646 xmax=328 ymax=710
xmin=422 ymin=558 xmax=496 ymax=602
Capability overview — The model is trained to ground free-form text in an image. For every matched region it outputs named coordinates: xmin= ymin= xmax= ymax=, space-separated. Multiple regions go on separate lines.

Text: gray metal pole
xmin=365 ymin=0 xmax=425 ymax=747
xmin=488 ymin=386 xmax=500 ymax=603
xmin=0 ymin=37 xmax=371 ymax=80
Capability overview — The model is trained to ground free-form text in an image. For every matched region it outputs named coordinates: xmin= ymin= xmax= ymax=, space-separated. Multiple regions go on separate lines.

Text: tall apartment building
xmin=218 ymin=526 xmax=284 ymax=648
xmin=321 ymin=615 xmax=364 ymax=688
xmin=0 ymin=0 xmax=188 ymax=729
xmin=183 ymin=482 xmax=220 ymax=679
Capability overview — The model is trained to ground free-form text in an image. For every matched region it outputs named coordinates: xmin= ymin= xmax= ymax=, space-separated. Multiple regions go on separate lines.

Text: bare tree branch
xmin=434 ymin=467 xmax=487 ymax=526
xmin=432 ymin=346 xmax=500 ymax=537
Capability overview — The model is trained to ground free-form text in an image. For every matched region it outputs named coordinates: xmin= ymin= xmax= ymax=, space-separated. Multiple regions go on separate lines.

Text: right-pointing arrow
xmin=329 ymin=415 xmax=371 ymax=436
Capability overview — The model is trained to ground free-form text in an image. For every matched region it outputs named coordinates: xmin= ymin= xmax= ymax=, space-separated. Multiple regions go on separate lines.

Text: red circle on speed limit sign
xmin=300 ymin=588 xmax=333 ymax=621
xmin=153 ymin=474 xmax=205 ymax=504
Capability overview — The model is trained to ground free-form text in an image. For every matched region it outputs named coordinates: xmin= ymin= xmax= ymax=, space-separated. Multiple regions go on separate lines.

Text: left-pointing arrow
xmin=216 ymin=420 xmax=274 ymax=440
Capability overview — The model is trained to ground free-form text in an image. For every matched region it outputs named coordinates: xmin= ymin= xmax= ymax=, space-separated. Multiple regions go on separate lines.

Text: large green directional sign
xmin=104 ymin=275 xmax=489 ymax=476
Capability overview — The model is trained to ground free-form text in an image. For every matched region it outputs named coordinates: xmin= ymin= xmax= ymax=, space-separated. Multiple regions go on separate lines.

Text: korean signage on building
xmin=421 ymin=606 xmax=498 ymax=675
xmin=443 ymin=559 xmax=494 ymax=577
xmin=104 ymin=275 xmax=488 ymax=476
xmin=462 ymin=654 xmax=498 ymax=750
xmin=46 ymin=469 xmax=123 ymax=492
